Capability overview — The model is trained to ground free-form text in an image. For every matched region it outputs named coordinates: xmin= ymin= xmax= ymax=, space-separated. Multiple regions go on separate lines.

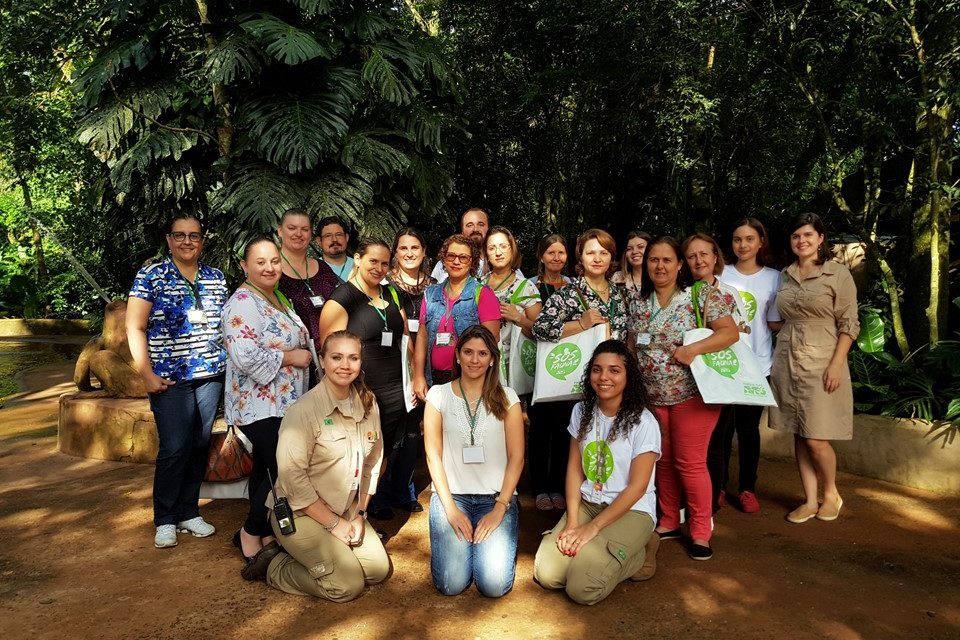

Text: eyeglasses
xmin=321 ymin=232 xmax=346 ymax=241
xmin=444 ymin=253 xmax=472 ymax=264
xmin=168 ymin=232 xmax=203 ymax=243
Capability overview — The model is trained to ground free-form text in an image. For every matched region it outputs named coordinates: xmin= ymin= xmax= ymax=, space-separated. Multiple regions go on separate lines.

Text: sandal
xmin=535 ymin=494 xmax=553 ymax=511
xmin=549 ymin=493 xmax=566 ymax=510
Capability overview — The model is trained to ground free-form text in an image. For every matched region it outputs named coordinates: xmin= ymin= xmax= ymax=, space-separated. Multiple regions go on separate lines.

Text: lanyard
xmin=245 ymin=282 xmax=299 ymax=324
xmin=649 ymin=288 xmax=677 ymax=327
xmin=486 ymin=270 xmax=514 ymax=293
xmin=329 ymin=259 xmax=350 ymax=281
xmin=354 ymin=277 xmax=388 ymax=330
xmin=458 ymin=378 xmax=483 ymax=446
xmin=172 ymin=262 xmax=204 ymax=310
xmin=441 ymin=278 xmax=472 ymax=332
xmin=584 ymin=280 xmax=617 ymax=319
xmin=280 ymin=251 xmax=317 ymax=297
xmin=592 ymin=410 xmax=608 ymax=494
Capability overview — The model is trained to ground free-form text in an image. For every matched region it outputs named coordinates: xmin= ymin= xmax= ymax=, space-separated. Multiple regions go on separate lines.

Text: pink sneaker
xmin=739 ymin=490 xmax=760 ymax=513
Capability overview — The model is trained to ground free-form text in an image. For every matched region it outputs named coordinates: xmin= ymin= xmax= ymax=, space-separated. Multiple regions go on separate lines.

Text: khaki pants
xmin=267 ymin=511 xmax=391 ymax=602
xmin=533 ymin=501 xmax=654 ymax=605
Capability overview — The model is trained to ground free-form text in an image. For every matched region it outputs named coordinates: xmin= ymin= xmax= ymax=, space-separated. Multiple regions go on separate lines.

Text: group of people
xmin=124 ymin=205 xmax=859 ymax=605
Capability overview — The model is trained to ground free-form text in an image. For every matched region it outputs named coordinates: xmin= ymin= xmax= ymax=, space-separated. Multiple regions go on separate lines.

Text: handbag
xmin=401 ymin=333 xmax=416 ymax=413
xmin=205 ymin=424 xmax=254 ymax=482
xmin=507 ymin=327 xmax=536 ymax=395
xmin=685 ymin=282 xmax=777 ymax=407
xmin=532 ymin=323 xmax=608 ymax=404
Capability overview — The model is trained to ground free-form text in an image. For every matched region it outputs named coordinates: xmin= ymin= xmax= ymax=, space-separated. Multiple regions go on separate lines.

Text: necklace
xmin=457 ymin=378 xmax=483 ymax=446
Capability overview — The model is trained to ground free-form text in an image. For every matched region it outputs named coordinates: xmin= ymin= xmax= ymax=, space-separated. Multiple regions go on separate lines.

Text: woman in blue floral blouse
xmin=127 ymin=214 xmax=229 ymax=550
xmin=223 ymin=237 xmax=312 ymax=577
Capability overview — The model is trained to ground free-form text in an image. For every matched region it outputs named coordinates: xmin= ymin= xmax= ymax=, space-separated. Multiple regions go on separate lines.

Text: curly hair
xmin=576 ymin=340 xmax=652 ymax=443
xmin=438 ymin=233 xmax=482 ymax=274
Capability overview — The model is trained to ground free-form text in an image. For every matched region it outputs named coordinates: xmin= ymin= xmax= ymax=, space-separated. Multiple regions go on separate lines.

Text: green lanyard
xmin=280 ymin=251 xmax=317 ymax=297
xmin=173 ymin=262 xmax=203 ymax=310
xmin=486 ymin=270 xmax=514 ymax=293
xmin=585 ymin=280 xmax=617 ymax=319
xmin=354 ymin=277 xmax=388 ymax=330
xmin=458 ymin=378 xmax=483 ymax=446
xmin=649 ymin=288 xmax=677 ymax=326
xmin=245 ymin=282 xmax=298 ymax=324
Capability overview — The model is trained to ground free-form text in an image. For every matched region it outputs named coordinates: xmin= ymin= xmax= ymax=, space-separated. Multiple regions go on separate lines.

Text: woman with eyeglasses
xmin=318 ymin=238 xmax=410 ymax=520
xmin=412 ymin=234 xmax=501 ymax=400
xmin=127 ymin=214 xmax=229 ymax=549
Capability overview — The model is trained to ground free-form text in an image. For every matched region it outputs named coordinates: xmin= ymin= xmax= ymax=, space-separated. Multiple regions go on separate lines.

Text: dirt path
xmin=0 ymin=363 xmax=958 ymax=639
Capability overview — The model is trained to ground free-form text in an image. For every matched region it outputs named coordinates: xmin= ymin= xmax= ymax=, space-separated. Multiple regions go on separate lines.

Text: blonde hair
xmin=320 ymin=330 xmax=376 ymax=416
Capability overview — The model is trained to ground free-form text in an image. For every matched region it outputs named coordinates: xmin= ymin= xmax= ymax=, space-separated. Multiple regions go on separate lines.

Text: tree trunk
xmin=195 ymin=0 xmax=233 ymax=157
xmin=17 ymin=177 xmax=47 ymax=287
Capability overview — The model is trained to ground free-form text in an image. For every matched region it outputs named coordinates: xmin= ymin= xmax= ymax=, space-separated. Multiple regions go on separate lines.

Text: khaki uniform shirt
xmin=769 ymin=260 xmax=860 ymax=440
xmin=271 ymin=377 xmax=384 ymax=518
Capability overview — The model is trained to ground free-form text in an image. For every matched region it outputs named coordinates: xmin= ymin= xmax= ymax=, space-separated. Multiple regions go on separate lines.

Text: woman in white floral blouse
xmin=626 ymin=236 xmax=738 ymax=561
xmin=223 ymin=237 xmax=312 ymax=578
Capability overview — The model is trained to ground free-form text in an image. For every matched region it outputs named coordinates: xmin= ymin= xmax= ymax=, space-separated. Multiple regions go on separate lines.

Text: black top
xmin=385 ymin=272 xmax=434 ymax=342
xmin=328 ymin=281 xmax=404 ymax=393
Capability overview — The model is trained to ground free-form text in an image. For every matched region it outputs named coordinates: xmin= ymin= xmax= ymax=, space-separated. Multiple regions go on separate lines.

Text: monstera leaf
xmin=857 ymin=307 xmax=886 ymax=353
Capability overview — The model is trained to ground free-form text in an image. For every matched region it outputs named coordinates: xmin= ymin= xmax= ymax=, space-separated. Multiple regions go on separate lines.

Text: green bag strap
xmin=386 ymin=284 xmax=402 ymax=312
xmin=473 ymin=278 xmax=483 ymax=305
xmin=574 ymin=286 xmax=590 ymax=312
xmin=691 ymin=281 xmax=705 ymax=329
xmin=508 ymin=278 xmax=538 ymax=305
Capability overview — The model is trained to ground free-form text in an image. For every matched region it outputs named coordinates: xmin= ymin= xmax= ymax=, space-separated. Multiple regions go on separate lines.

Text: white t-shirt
xmin=567 ymin=402 xmax=660 ymax=521
xmin=719 ymin=265 xmax=783 ymax=376
xmin=426 ymin=383 xmax=520 ymax=495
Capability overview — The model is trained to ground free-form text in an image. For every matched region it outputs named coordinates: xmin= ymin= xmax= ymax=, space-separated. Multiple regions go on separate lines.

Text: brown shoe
xmin=816 ymin=496 xmax=843 ymax=521
xmin=630 ymin=533 xmax=660 ymax=582
xmin=786 ymin=504 xmax=818 ymax=524
xmin=241 ymin=541 xmax=281 ymax=581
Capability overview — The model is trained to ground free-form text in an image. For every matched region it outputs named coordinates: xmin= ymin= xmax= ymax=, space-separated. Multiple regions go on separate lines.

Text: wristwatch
xmin=358 ymin=509 xmax=367 ymax=519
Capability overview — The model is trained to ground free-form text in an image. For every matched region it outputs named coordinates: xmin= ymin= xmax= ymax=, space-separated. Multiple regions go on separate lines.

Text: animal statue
xmin=74 ymin=299 xmax=147 ymax=398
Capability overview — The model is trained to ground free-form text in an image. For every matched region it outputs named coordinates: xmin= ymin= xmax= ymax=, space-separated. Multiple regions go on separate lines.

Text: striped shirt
xmin=129 ymin=256 xmax=228 ymax=381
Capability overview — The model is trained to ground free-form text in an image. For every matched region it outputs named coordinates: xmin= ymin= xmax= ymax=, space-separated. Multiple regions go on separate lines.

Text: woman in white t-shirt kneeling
xmin=533 ymin=340 xmax=661 ymax=606
xmin=424 ymin=325 xmax=525 ymax=598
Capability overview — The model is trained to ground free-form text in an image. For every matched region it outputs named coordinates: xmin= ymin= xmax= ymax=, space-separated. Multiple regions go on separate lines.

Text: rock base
xmin=58 ymin=393 xmax=160 ymax=463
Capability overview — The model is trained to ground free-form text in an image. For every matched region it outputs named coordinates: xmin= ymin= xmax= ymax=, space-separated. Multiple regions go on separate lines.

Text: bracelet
xmin=323 ymin=514 xmax=341 ymax=531
xmin=494 ymin=495 xmax=511 ymax=509
xmin=577 ymin=317 xmax=585 ymax=330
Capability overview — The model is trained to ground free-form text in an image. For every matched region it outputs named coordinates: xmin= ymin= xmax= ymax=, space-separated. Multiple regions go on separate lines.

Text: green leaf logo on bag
xmin=546 ymin=343 xmax=581 ymax=380
xmin=739 ymin=290 xmax=757 ymax=321
xmin=702 ymin=349 xmax=739 ymax=379
xmin=520 ymin=338 xmax=537 ymax=377
xmin=582 ymin=441 xmax=614 ymax=483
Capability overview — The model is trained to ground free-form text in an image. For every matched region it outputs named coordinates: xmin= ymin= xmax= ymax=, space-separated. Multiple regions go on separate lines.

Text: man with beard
xmin=430 ymin=207 xmax=490 ymax=282
xmin=316 ymin=216 xmax=354 ymax=282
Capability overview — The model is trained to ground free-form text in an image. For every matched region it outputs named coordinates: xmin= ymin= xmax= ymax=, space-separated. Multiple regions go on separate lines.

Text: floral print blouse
xmin=532 ymin=277 xmax=628 ymax=342
xmin=223 ymin=288 xmax=310 ymax=426
xmin=627 ymin=284 xmax=730 ymax=406
xmin=484 ymin=269 xmax=541 ymax=364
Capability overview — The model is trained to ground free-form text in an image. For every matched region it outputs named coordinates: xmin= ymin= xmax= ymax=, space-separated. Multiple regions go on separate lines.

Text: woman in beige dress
xmin=769 ymin=213 xmax=859 ymax=524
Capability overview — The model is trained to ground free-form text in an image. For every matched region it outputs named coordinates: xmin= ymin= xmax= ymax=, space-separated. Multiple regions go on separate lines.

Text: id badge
xmin=381 ymin=331 xmax=394 ymax=347
xmin=407 ymin=318 xmax=419 ymax=333
xmin=309 ymin=295 xmax=324 ymax=308
xmin=462 ymin=446 xmax=485 ymax=464
xmin=436 ymin=332 xmax=452 ymax=346
xmin=187 ymin=308 xmax=208 ymax=324
xmin=636 ymin=332 xmax=652 ymax=346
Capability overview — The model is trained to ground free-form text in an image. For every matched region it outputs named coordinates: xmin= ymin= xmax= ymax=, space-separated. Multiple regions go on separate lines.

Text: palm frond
xmin=239 ymin=12 xmax=337 ymax=65
xmin=213 ymin=159 xmax=303 ymax=232
xmin=242 ymin=95 xmax=352 ymax=173
xmin=303 ymin=170 xmax=375 ymax=224
xmin=341 ymin=11 xmax=391 ymax=41
xmin=340 ymin=131 xmax=410 ymax=176
xmin=110 ymin=129 xmax=198 ymax=192
xmin=361 ymin=46 xmax=419 ymax=105
xmin=74 ymin=36 xmax=154 ymax=107
xmin=285 ymin=0 xmax=333 ymax=17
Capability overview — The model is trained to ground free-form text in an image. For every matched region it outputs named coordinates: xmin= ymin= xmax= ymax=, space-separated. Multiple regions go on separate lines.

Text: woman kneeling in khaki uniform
xmin=534 ymin=340 xmax=661 ymax=605
xmin=264 ymin=330 xmax=391 ymax=601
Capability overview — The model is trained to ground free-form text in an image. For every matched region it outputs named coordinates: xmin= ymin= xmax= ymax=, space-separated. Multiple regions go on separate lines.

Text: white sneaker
xmin=155 ymin=524 xmax=178 ymax=548
xmin=177 ymin=516 xmax=216 ymax=538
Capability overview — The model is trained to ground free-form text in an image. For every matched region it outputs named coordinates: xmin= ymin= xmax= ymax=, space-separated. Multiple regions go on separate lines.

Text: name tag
xmin=187 ymin=309 xmax=208 ymax=324
xmin=309 ymin=295 xmax=324 ymax=308
xmin=462 ymin=446 xmax=485 ymax=464
xmin=436 ymin=332 xmax=452 ymax=346
xmin=407 ymin=318 xmax=419 ymax=333
xmin=636 ymin=333 xmax=651 ymax=346
xmin=381 ymin=331 xmax=393 ymax=347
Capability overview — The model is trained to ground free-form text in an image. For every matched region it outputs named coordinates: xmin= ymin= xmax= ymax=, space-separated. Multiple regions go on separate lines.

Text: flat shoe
xmin=535 ymin=494 xmax=553 ymax=511
xmin=630 ymin=533 xmax=660 ymax=581
xmin=816 ymin=496 xmax=843 ymax=521
xmin=241 ymin=542 xmax=281 ymax=581
xmin=689 ymin=543 xmax=713 ymax=561
xmin=786 ymin=504 xmax=819 ymax=524
xmin=656 ymin=528 xmax=682 ymax=540
xmin=232 ymin=529 xmax=242 ymax=550
xmin=549 ymin=493 xmax=566 ymax=510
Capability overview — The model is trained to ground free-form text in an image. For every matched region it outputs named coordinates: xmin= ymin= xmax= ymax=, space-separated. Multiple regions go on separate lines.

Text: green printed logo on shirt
xmin=546 ymin=343 xmax=582 ymax=380
xmin=702 ymin=349 xmax=740 ymax=379
xmin=520 ymin=338 xmax=537 ymax=377
xmin=582 ymin=440 xmax=614 ymax=483
xmin=323 ymin=418 xmax=334 ymax=426
xmin=739 ymin=290 xmax=758 ymax=321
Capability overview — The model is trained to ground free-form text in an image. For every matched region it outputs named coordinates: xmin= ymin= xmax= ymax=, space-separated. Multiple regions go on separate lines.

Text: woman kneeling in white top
xmin=534 ymin=339 xmax=661 ymax=605
xmin=424 ymin=324 xmax=525 ymax=597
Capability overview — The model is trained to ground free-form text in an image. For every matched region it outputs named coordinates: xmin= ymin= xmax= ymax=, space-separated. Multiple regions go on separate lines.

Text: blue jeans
xmin=429 ymin=492 xmax=519 ymax=598
xmin=148 ymin=375 xmax=223 ymax=526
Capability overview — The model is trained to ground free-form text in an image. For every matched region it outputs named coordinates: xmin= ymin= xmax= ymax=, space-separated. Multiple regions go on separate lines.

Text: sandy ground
xmin=0 ymin=362 xmax=958 ymax=640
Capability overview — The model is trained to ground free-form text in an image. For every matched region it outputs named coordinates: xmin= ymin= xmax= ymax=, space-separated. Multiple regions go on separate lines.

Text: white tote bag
xmin=507 ymin=328 xmax=537 ymax=395
xmin=532 ymin=324 xmax=608 ymax=404
xmin=683 ymin=329 xmax=777 ymax=406
xmin=400 ymin=334 xmax=416 ymax=413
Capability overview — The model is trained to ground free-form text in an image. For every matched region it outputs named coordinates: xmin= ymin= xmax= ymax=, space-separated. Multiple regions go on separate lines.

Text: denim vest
xmin=422 ymin=278 xmax=482 ymax=384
